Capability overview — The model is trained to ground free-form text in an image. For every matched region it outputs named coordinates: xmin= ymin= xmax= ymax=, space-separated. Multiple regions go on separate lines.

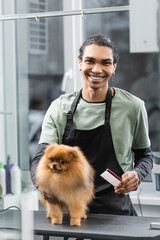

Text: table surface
xmin=1 ymin=210 xmax=160 ymax=240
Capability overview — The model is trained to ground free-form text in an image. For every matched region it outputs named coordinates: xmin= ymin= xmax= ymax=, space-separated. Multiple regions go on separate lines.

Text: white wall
xmin=0 ymin=1 xmax=6 ymax=164
xmin=0 ymin=0 xmax=18 ymax=165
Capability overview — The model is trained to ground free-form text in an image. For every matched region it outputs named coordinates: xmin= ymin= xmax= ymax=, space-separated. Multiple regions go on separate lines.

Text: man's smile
xmin=87 ymin=73 xmax=106 ymax=81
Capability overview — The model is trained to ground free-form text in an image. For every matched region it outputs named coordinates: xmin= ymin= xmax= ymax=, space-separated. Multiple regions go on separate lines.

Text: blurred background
xmin=0 ymin=0 xmax=160 ymax=224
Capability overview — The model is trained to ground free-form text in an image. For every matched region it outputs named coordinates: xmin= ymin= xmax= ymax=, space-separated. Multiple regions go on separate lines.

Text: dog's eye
xmin=50 ymin=158 xmax=54 ymax=162
xmin=60 ymin=160 xmax=65 ymax=165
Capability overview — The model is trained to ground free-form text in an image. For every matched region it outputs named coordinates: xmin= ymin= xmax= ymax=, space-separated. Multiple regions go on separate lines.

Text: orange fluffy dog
xmin=36 ymin=144 xmax=94 ymax=226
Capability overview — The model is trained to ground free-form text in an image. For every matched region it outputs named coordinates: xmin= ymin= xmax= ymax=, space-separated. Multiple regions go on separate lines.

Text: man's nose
xmin=92 ymin=64 xmax=103 ymax=73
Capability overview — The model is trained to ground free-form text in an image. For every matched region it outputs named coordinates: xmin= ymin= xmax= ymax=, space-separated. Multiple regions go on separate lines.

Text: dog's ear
xmin=45 ymin=143 xmax=57 ymax=154
xmin=70 ymin=149 xmax=77 ymax=158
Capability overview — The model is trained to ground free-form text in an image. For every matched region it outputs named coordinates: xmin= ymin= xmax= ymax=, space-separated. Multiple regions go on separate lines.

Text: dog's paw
xmin=51 ymin=217 xmax=62 ymax=225
xmin=70 ymin=218 xmax=81 ymax=226
xmin=82 ymin=213 xmax=87 ymax=219
xmin=46 ymin=214 xmax=51 ymax=219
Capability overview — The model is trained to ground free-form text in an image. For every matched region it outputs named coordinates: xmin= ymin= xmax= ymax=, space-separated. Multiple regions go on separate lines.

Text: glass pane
xmin=82 ymin=0 xmax=160 ymax=152
xmin=14 ymin=0 xmax=63 ymax=14
xmin=28 ymin=16 xmax=64 ymax=168
xmin=83 ymin=0 xmax=129 ymax=8
xmin=28 ymin=24 xmax=64 ymax=168
xmin=13 ymin=7 xmax=64 ymax=169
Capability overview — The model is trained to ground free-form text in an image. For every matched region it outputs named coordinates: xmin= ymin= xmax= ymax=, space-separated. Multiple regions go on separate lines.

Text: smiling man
xmin=31 ymin=35 xmax=153 ymax=216
xmin=78 ymin=44 xmax=117 ymax=100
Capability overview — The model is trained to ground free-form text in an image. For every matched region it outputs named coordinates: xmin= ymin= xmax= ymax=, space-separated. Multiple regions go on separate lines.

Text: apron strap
xmin=105 ymin=86 xmax=112 ymax=126
xmin=66 ymin=89 xmax=82 ymax=129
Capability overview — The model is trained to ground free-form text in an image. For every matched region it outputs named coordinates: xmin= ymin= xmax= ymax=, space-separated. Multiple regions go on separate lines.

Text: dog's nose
xmin=52 ymin=164 xmax=57 ymax=170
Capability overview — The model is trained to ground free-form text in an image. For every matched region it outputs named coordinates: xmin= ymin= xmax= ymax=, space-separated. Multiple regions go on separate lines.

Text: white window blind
xmin=28 ymin=0 xmax=48 ymax=54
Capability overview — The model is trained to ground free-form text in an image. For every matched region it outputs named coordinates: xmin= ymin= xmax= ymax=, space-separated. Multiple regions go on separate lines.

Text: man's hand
xmin=42 ymin=191 xmax=59 ymax=203
xmin=114 ymin=170 xmax=139 ymax=194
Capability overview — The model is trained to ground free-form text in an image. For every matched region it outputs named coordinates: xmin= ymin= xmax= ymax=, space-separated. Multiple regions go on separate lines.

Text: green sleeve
xmin=39 ymin=103 xmax=59 ymax=144
xmin=132 ymin=101 xmax=150 ymax=149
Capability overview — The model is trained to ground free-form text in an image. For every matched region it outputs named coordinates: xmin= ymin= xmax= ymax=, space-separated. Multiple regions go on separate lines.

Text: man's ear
xmin=113 ymin=63 xmax=117 ymax=74
xmin=78 ymin=58 xmax=82 ymax=71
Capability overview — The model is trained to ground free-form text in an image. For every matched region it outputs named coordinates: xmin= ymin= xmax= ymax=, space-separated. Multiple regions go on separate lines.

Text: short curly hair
xmin=78 ymin=35 xmax=119 ymax=64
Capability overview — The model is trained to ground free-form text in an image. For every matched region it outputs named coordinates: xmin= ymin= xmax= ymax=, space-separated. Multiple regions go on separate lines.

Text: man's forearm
xmin=133 ymin=147 xmax=153 ymax=183
xmin=30 ymin=143 xmax=48 ymax=186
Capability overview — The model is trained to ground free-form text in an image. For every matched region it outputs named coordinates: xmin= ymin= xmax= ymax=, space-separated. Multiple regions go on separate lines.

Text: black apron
xmin=62 ymin=87 xmax=137 ymax=216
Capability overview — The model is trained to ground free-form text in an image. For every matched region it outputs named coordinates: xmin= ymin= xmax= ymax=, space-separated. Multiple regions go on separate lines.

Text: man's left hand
xmin=114 ymin=170 xmax=139 ymax=194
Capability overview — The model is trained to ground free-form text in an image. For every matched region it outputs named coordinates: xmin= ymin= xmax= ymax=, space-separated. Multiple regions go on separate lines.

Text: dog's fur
xmin=36 ymin=144 xmax=94 ymax=226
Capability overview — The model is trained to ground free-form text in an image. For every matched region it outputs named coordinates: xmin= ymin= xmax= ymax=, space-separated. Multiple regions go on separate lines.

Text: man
xmin=31 ymin=35 xmax=153 ymax=215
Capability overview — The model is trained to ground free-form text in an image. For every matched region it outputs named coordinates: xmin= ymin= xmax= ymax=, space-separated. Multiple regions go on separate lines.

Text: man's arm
xmin=30 ymin=143 xmax=48 ymax=187
xmin=30 ymin=142 xmax=60 ymax=203
xmin=133 ymin=147 xmax=153 ymax=182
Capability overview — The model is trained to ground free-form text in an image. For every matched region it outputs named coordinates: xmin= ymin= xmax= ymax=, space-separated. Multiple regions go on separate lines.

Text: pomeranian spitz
xmin=36 ymin=144 xmax=94 ymax=226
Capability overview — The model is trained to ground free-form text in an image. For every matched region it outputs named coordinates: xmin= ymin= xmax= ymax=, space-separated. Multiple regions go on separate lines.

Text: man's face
xmin=78 ymin=44 xmax=117 ymax=90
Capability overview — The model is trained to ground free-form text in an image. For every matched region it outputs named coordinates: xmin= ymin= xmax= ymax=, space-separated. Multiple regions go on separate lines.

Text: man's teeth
xmin=90 ymin=76 xmax=103 ymax=80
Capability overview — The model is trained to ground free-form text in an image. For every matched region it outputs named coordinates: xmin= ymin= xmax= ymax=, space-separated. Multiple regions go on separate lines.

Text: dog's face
xmin=48 ymin=157 xmax=69 ymax=172
xmin=44 ymin=144 xmax=78 ymax=173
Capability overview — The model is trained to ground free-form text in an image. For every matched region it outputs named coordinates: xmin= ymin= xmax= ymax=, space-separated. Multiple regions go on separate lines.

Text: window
xmin=0 ymin=0 xmax=159 ymax=174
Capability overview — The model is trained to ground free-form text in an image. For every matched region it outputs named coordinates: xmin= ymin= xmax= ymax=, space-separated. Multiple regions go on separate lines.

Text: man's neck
xmin=82 ymin=86 xmax=109 ymax=102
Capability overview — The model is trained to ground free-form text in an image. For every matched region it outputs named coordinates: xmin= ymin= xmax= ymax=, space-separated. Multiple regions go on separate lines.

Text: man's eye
xmin=102 ymin=62 xmax=110 ymax=65
xmin=60 ymin=160 xmax=65 ymax=165
xmin=85 ymin=60 xmax=94 ymax=64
